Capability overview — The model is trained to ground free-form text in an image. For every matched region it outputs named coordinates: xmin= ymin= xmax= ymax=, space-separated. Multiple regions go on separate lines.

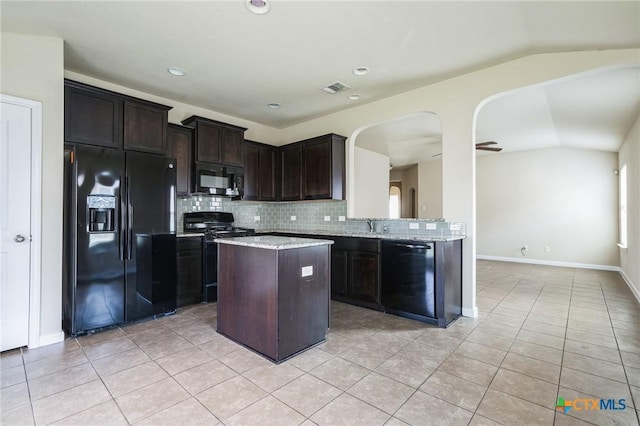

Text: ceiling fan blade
xmin=476 ymin=147 xmax=502 ymax=152
xmin=475 ymin=141 xmax=498 ymax=147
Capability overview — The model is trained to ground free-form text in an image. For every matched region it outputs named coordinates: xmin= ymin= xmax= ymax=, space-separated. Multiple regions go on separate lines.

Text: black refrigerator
xmin=63 ymin=144 xmax=177 ymax=336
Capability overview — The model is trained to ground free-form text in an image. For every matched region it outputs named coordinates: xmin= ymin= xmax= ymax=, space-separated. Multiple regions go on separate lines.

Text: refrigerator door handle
xmin=127 ymin=176 xmax=133 ymax=260
xmin=119 ymin=182 xmax=126 ymax=260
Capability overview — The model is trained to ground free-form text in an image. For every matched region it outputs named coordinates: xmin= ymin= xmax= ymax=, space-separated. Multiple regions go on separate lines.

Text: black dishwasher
xmin=382 ymin=239 xmax=462 ymax=327
xmin=382 ymin=241 xmax=436 ymax=321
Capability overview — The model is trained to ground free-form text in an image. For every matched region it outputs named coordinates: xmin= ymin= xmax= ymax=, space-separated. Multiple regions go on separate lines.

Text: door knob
xmin=14 ymin=235 xmax=26 ymax=243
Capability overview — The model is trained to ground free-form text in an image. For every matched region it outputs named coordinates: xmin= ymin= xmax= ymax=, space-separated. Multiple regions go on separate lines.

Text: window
xmin=620 ymin=164 xmax=628 ymax=247
xmin=389 ymin=185 xmax=401 ymax=219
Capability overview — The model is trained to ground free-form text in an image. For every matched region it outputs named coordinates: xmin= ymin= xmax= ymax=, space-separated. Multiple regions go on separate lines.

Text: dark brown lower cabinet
xmin=331 ymin=248 xmax=348 ymax=297
xmin=217 ymin=243 xmax=330 ymax=363
xmin=176 ymin=237 xmax=203 ymax=307
xmin=330 ymin=237 xmax=382 ymax=310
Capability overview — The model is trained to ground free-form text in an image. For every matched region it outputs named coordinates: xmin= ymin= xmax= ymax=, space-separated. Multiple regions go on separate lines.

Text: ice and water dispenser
xmin=87 ymin=195 xmax=116 ymax=232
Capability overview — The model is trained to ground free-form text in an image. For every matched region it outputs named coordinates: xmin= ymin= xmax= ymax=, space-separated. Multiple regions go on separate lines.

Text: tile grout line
xmin=602 ymin=278 xmax=640 ymax=425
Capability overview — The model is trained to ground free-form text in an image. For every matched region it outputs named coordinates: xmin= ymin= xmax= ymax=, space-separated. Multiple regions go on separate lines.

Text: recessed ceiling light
xmin=348 ymin=94 xmax=361 ymax=101
xmin=352 ymin=67 xmax=369 ymax=76
xmin=167 ymin=67 xmax=185 ymax=76
xmin=267 ymin=103 xmax=280 ymax=109
xmin=246 ymin=0 xmax=271 ymax=14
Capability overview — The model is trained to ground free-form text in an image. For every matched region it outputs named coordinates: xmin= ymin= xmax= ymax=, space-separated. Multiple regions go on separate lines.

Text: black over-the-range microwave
xmin=193 ymin=162 xmax=244 ymax=197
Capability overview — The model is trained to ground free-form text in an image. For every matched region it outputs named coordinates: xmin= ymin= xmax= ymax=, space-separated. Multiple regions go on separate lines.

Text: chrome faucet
xmin=366 ymin=219 xmax=374 ymax=233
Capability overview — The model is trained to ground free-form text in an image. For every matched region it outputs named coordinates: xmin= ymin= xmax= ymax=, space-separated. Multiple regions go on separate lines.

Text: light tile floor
xmin=2 ymin=260 xmax=640 ymax=425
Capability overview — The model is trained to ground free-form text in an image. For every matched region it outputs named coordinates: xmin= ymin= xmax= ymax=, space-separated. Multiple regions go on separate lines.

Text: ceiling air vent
xmin=322 ymin=81 xmax=351 ymax=94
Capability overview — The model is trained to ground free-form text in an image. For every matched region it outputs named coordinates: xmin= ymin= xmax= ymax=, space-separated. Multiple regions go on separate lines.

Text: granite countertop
xmin=214 ymin=235 xmax=334 ymax=250
xmin=257 ymin=229 xmax=465 ymax=242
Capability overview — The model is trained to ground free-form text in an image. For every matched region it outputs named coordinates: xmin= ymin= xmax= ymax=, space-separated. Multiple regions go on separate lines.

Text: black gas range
xmin=183 ymin=211 xmax=254 ymax=241
xmin=183 ymin=212 xmax=254 ymax=301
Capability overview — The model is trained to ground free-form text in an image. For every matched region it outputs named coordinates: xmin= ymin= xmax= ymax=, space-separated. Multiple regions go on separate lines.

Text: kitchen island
xmin=215 ymin=235 xmax=333 ymax=363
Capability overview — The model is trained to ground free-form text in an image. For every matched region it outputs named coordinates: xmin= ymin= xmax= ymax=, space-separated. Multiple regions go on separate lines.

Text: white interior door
xmin=0 ymin=99 xmax=32 ymax=352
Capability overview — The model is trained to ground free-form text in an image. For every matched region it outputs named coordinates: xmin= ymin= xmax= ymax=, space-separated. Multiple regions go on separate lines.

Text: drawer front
xmin=332 ymin=236 xmax=380 ymax=253
xmin=177 ymin=236 xmax=203 ymax=251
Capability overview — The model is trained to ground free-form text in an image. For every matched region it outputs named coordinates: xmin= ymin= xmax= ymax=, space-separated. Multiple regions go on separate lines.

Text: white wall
xmin=477 ymin=147 xmax=619 ymax=267
xmin=619 ymin=115 xmax=640 ymax=300
xmin=418 ymin=160 xmax=443 ymax=219
xmin=353 ymin=147 xmax=389 ymax=218
xmin=1 ymin=33 xmax=65 ymax=344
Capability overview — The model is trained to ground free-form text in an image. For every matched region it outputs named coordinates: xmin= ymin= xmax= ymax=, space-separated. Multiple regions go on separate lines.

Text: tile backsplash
xmin=177 ymin=196 xmax=347 ymax=231
xmin=177 ymin=195 xmax=465 ymax=238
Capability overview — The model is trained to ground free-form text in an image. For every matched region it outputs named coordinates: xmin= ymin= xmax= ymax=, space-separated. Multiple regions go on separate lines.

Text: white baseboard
xmin=461 ymin=306 xmax=478 ymax=318
xmin=619 ymin=269 xmax=640 ymax=305
xmin=477 ymin=255 xmax=640 ymax=305
xmin=35 ymin=331 xmax=65 ymax=348
xmin=476 ymin=255 xmax=619 ymax=271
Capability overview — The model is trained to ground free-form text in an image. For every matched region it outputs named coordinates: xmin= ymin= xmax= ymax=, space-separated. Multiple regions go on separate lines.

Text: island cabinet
xmin=181 ymin=115 xmax=246 ymax=167
xmin=216 ymin=236 xmax=332 ymax=363
xmin=64 ymin=80 xmax=171 ymax=154
xmin=176 ymin=236 xmax=203 ymax=307
xmin=269 ymin=232 xmax=382 ymax=310
xmin=166 ymin=124 xmax=194 ymax=195
xmin=243 ymin=140 xmax=277 ymax=201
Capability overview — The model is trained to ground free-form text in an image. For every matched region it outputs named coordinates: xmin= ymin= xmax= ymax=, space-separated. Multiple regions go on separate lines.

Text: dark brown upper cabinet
xmin=181 ymin=115 xmax=246 ymax=167
xmin=167 ymin=124 xmax=194 ymax=195
xmin=64 ymin=80 xmax=123 ymax=149
xmin=259 ymin=144 xmax=277 ymax=201
xmin=244 ymin=141 xmax=277 ymax=201
xmin=123 ymin=99 xmax=170 ymax=154
xmin=278 ymin=133 xmax=345 ymax=201
xmin=280 ymin=143 xmax=302 ymax=201
xmin=301 ymin=133 xmax=346 ymax=200
xmin=64 ymin=79 xmax=171 ymax=154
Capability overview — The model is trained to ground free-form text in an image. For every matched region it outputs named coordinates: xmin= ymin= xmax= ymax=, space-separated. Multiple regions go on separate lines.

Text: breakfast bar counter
xmin=215 ymin=236 xmax=333 ymax=363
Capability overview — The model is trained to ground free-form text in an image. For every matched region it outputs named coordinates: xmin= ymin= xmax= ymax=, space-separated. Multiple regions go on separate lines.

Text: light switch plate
xmin=301 ymin=266 xmax=313 ymax=277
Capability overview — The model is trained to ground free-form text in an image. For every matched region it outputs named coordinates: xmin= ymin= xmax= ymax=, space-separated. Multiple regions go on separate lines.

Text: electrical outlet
xmin=301 ymin=266 xmax=313 ymax=277
xmin=409 ymin=223 xmax=419 ymax=230
xmin=290 ymin=215 xmax=296 ymax=221
xmin=338 ymin=216 xmax=346 ymax=222
xmin=254 ymin=215 xmax=260 ymax=221
xmin=324 ymin=216 xmax=331 ymax=222
xmin=426 ymin=223 xmax=437 ymax=230
xmin=544 ymin=246 xmax=551 ymax=253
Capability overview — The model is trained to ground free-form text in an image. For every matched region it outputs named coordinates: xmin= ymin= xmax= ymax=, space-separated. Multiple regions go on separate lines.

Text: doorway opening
xmin=389 ymin=183 xmax=402 ymax=218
